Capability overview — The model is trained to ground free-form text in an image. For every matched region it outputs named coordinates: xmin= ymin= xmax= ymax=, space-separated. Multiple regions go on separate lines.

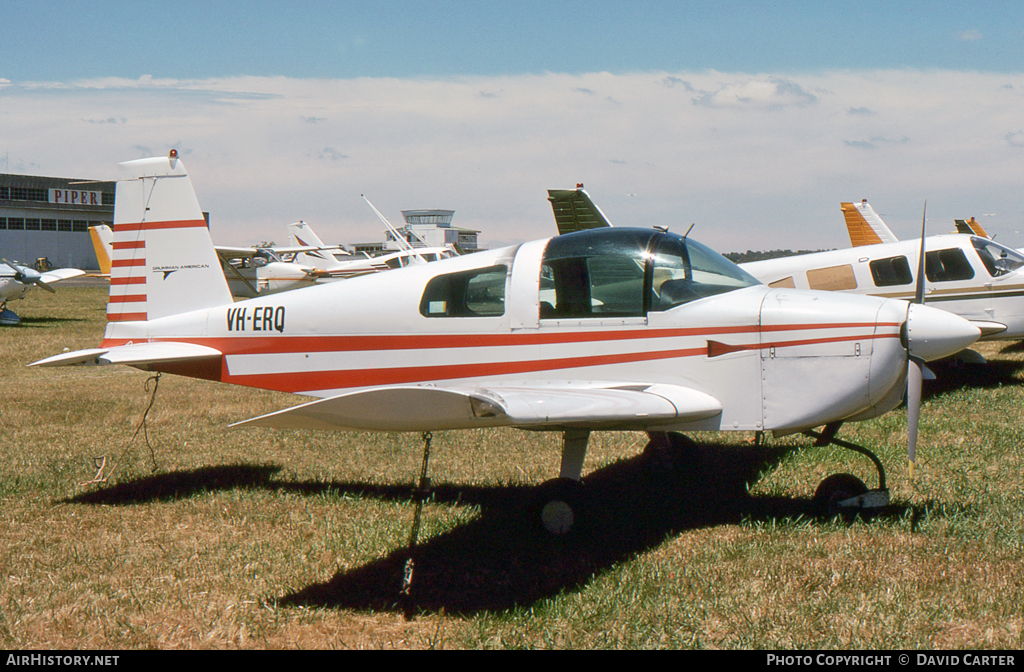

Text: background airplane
xmin=842 ymin=200 xmax=992 ymax=244
xmin=286 ymin=217 xmax=457 ymax=280
xmin=34 ymin=154 xmax=979 ymax=539
xmin=1 ymin=259 xmax=85 ymax=325
xmin=91 ymin=223 xmax=337 ymax=298
xmin=745 ymin=203 xmax=1024 ymax=345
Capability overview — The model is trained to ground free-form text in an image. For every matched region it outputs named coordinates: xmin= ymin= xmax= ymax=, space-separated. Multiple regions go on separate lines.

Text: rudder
xmin=108 ymin=151 xmax=233 ymax=322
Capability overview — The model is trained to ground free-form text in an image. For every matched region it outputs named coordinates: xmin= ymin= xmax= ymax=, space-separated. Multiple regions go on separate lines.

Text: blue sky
xmin=5 ymin=1 xmax=1022 ymax=79
xmin=3 ymin=2 xmax=1024 ymax=251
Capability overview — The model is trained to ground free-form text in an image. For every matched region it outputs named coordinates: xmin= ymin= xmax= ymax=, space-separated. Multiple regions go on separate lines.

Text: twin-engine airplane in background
xmin=33 ymin=154 xmax=981 ymax=536
xmin=1 ymin=259 xmax=85 ymax=325
xmin=745 ymin=201 xmax=1024 ymax=345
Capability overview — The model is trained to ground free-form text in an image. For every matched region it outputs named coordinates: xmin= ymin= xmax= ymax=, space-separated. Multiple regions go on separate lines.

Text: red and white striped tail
xmin=108 ymin=151 xmax=233 ymax=322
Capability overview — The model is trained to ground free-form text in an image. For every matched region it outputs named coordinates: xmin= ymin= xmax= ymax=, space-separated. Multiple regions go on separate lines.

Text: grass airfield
xmin=1 ymin=284 xmax=1022 ymax=649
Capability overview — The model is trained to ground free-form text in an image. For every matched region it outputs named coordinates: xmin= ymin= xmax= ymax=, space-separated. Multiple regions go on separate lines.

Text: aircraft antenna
xmin=682 ymin=223 xmax=695 ymax=239
xmin=361 ymin=195 xmax=426 ymax=264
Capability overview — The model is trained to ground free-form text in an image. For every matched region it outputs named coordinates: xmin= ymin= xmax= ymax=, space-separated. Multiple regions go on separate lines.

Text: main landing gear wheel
xmin=814 ymin=473 xmax=868 ymax=519
xmin=642 ymin=431 xmax=700 ymax=483
xmin=529 ymin=477 xmax=585 ymax=537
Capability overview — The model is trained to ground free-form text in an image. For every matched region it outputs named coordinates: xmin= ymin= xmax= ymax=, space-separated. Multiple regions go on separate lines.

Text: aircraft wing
xmin=215 ymin=246 xmax=261 ymax=259
xmin=40 ymin=268 xmax=86 ymax=284
xmin=30 ymin=342 xmax=222 ymax=368
xmin=260 ymin=245 xmax=345 ymax=255
xmin=547 ymin=187 xmax=613 ymax=234
xmin=231 ymin=382 xmax=722 ymax=432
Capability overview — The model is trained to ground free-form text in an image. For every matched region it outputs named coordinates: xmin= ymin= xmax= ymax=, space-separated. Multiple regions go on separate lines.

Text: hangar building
xmin=0 ymin=172 xmax=115 ymax=271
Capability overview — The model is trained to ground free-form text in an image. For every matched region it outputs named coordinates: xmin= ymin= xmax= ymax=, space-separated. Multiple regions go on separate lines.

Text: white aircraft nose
xmin=905 ymin=303 xmax=981 ymax=362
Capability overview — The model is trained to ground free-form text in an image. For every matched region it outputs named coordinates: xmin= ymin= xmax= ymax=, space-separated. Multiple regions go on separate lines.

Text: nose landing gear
xmin=804 ymin=422 xmax=890 ymax=519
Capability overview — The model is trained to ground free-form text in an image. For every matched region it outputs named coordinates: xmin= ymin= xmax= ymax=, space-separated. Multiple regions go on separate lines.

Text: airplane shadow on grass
xmin=2 ymin=315 xmax=87 ymax=328
xmin=924 ymin=355 xmax=1024 ymax=400
xmin=66 ymin=439 xmax=944 ymax=615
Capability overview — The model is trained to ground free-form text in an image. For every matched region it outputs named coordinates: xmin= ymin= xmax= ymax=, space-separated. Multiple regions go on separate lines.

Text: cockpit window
xmin=972 ymin=237 xmax=1024 ymax=277
xmin=420 ymin=265 xmax=507 ymax=317
xmin=925 ymin=248 xmax=975 ymax=282
xmin=540 ymin=229 xmax=651 ymax=318
xmin=539 ymin=228 xmax=760 ymax=318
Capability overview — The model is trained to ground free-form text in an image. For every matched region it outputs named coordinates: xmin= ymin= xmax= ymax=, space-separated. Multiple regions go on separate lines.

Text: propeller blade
xmin=914 ymin=201 xmax=927 ymax=305
xmin=35 ymin=281 xmax=57 ymax=294
xmin=908 ymin=200 xmax=927 ymax=477
xmin=906 ymin=356 xmax=923 ymax=478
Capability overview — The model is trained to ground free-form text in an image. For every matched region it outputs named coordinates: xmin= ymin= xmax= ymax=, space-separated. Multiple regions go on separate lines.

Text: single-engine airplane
xmin=547 ymin=189 xmax=1024 ymax=348
xmin=92 ymin=221 xmax=337 ymax=298
xmin=1 ymin=259 xmax=85 ymax=325
xmin=33 ymin=154 xmax=981 ymax=537
xmin=286 ymin=217 xmax=456 ymax=280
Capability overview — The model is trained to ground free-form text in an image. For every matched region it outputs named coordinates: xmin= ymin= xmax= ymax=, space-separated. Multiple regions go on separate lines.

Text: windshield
xmin=972 ymin=237 xmax=1024 ymax=277
xmin=649 ymin=235 xmax=761 ymax=311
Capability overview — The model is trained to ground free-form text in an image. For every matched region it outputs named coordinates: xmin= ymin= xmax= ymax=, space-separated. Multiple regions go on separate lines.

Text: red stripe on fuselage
xmin=107 ymin=312 xmax=148 ymax=322
xmin=108 ymin=322 xmax=901 ymax=394
xmin=101 ymin=322 xmax=900 ymax=356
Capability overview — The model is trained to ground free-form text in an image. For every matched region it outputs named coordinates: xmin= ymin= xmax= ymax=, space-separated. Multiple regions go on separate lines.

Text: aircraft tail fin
xmin=841 ymin=200 xmax=898 ymax=247
xmin=88 ymin=224 xmax=113 ymax=276
xmin=287 ymin=220 xmax=347 ymax=269
xmin=108 ymin=151 xmax=233 ymax=322
xmin=955 ymin=217 xmax=990 ymax=238
xmin=548 ymin=184 xmax=613 ymax=234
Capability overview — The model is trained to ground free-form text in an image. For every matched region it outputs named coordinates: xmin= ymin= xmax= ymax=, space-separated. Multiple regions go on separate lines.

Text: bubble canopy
xmin=539 ymin=228 xmax=761 ymax=318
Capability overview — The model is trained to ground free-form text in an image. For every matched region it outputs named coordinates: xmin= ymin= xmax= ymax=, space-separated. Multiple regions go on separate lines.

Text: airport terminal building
xmin=354 ymin=209 xmax=481 ymax=255
xmin=0 ymin=172 xmax=114 ymax=271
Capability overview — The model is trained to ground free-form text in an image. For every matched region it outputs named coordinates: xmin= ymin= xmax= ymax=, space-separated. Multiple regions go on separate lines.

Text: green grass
xmin=1 ymin=285 xmax=1022 ymax=648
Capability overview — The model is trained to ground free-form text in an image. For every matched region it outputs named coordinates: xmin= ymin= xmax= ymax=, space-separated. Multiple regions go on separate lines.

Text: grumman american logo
xmin=152 ymin=263 xmax=210 ymax=280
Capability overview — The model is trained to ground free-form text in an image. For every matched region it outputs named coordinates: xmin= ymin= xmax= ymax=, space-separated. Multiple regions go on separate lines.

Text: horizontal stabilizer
xmin=548 ymin=186 xmax=613 ymax=234
xmin=955 ymin=217 xmax=990 ymax=238
xmin=232 ymin=382 xmax=722 ymax=432
xmin=30 ymin=341 xmax=222 ymax=368
xmin=841 ymin=201 xmax=898 ymax=247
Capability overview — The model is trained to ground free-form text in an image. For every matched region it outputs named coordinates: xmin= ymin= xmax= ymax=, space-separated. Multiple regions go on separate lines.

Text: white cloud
xmin=955 ymin=29 xmax=983 ymax=41
xmin=691 ymin=77 xmax=817 ymax=109
xmin=1 ymin=69 xmax=1023 ymax=251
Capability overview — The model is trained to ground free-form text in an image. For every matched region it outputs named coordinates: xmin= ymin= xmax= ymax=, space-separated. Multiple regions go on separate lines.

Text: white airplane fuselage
xmin=1 ymin=276 xmax=31 ymax=303
xmin=99 ymin=238 xmax=921 ymax=435
xmin=742 ymin=234 xmax=1024 ymax=340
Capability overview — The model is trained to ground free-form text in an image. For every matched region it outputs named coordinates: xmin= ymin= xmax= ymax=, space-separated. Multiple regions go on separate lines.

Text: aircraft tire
xmin=528 ymin=477 xmax=584 ymax=537
xmin=814 ymin=473 xmax=868 ymax=519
